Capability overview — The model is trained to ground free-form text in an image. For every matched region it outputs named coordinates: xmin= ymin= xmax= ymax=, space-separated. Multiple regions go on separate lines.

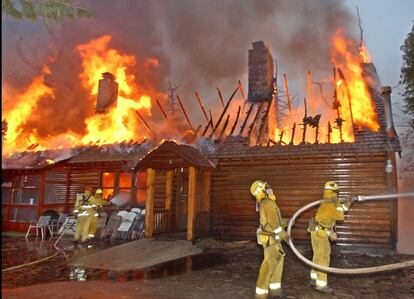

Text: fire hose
xmin=287 ymin=192 xmax=414 ymax=274
xmin=2 ymin=226 xmax=68 ymax=272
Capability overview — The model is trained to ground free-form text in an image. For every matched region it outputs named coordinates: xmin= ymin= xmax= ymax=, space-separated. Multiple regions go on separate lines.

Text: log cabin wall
xmin=209 ymin=146 xmax=397 ymax=249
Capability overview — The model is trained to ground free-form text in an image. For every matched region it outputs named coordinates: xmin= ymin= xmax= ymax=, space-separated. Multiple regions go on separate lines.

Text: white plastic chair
xmin=50 ymin=213 xmax=67 ymax=233
xmin=131 ymin=208 xmax=141 ymax=214
xmin=116 ymin=212 xmax=137 ymax=239
xmin=25 ymin=216 xmax=53 ymax=239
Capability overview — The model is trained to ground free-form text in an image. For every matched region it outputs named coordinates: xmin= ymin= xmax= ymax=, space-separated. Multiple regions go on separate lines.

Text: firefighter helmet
xmin=324 ymin=181 xmax=339 ymax=191
xmin=95 ymin=188 xmax=103 ymax=195
xmin=250 ymin=180 xmax=267 ymax=198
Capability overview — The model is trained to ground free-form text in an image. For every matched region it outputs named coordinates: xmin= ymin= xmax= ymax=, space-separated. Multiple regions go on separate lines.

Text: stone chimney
xmin=381 ymin=86 xmax=397 ymax=138
xmin=96 ymin=72 xmax=119 ymax=113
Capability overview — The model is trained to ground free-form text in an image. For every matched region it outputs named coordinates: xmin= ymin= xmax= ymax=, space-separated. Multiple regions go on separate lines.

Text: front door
xmin=175 ymin=168 xmax=188 ymax=232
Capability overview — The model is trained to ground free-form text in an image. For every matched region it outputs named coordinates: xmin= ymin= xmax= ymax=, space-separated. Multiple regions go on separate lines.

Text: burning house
xmin=1 ymin=36 xmax=402 ymax=249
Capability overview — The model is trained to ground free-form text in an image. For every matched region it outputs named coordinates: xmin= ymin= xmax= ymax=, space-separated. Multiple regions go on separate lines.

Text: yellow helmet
xmin=95 ymin=188 xmax=103 ymax=195
xmin=324 ymin=181 xmax=339 ymax=192
xmin=250 ymin=180 xmax=267 ymax=198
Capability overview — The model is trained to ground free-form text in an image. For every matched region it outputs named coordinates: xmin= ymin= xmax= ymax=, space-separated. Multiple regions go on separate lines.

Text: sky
xmin=344 ymin=0 xmax=414 ymax=129
xmin=2 ymin=0 xmax=413 ymax=136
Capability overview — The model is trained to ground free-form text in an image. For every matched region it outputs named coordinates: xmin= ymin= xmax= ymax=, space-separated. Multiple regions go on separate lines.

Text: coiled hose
xmin=287 ymin=192 xmax=414 ymax=274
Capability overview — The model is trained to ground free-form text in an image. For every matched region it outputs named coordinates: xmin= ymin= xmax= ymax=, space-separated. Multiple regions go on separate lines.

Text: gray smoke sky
xmin=2 ymin=0 xmax=412 ymax=137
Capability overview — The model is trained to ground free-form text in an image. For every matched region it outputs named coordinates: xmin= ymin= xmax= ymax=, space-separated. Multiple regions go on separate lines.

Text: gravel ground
xmin=2 ymin=236 xmax=414 ymax=298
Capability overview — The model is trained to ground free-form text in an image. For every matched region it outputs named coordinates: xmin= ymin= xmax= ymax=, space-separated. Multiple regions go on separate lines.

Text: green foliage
xmin=2 ymin=0 xmax=94 ymax=25
xmin=400 ymin=23 xmax=414 ymax=128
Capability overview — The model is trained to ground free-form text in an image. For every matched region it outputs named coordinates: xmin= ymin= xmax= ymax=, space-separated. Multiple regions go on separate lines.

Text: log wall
xmin=210 ymin=152 xmax=397 ymax=248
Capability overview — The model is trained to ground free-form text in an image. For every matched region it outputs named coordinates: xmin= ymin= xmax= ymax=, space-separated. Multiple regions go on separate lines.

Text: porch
xmin=134 ymin=141 xmax=214 ymax=241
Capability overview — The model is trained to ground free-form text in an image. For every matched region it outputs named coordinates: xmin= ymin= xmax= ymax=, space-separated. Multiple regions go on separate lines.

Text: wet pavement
xmin=2 ymin=235 xmax=414 ymax=298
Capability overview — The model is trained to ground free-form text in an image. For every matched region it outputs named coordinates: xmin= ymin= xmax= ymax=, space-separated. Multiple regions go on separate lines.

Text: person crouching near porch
xmin=250 ymin=180 xmax=290 ymax=298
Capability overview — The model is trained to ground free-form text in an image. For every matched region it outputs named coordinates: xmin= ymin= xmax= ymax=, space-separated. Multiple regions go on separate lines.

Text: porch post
xmin=165 ymin=169 xmax=174 ymax=231
xmin=187 ymin=167 xmax=197 ymax=241
xmin=202 ymin=171 xmax=211 ymax=212
xmin=145 ymin=168 xmax=155 ymax=238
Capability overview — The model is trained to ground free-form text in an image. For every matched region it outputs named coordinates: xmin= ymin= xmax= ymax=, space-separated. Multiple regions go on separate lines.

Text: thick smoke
xmin=2 ymin=0 xmax=355 ymax=139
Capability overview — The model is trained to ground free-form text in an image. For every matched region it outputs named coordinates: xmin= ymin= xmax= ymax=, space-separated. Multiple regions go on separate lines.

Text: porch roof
xmin=134 ymin=140 xmax=215 ymax=171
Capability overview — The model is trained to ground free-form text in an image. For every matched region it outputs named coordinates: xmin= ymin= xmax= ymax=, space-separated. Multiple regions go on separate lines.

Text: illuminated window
xmin=135 ymin=172 xmax=147 ymax=205
xmin=102 ymin=172 xmax=115 ymax=201
xmin=119 ymin=173 xmax=132 ymax=188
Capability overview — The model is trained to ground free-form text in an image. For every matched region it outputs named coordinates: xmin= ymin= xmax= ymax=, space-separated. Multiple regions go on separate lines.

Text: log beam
xmin=145 ymin=168 xmax=155 ymax=238
xmin=187 ymin=167 xmax=197 ymax=241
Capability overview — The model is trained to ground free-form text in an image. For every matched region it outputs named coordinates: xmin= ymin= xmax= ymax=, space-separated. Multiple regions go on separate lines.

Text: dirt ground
xmin=2 ymin=236 xmax=414 ymax=299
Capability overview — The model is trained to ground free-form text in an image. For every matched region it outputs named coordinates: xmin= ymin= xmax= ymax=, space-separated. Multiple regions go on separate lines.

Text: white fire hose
xmin=287 ymin=192 xmax=414 ymax=274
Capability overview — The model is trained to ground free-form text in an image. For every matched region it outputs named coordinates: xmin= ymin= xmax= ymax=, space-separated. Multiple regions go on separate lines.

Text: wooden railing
xmin=153 ymin=209 xmax=169 ymax=234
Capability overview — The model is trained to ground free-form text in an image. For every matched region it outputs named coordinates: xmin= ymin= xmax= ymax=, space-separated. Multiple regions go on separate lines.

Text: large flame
xmin=2 ymin=35 xmax=161 ymax=155
xmin=272 ymin=30 xmax=380 ymax=145
xmin=76 ymin=35 xmax=153 ymax=144
xmin=3 ymin=65 xmax=53 ymax=154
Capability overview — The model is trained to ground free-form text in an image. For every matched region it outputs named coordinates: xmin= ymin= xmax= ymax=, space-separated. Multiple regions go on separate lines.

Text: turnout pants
xmin=310 ymin=231 xmax=331 ymax=287
xmin=74 ymin=211 xmax=94 ymax=242
xmin=256 ymin=242 xmax=285 ymax=291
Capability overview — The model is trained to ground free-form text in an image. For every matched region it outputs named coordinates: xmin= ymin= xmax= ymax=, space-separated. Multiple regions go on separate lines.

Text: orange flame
xmin=272 ymin=30 xmax=380 ymax=145
xmin=2 ymin=65 xmax=53 ymax=154
xmin=2 ymin=35 xmax=163 ymax=155
xmin=77 ymin=35 xmax=153 ymax=144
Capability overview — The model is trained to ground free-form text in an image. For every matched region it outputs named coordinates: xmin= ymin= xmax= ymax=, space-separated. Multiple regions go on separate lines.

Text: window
xmin=135 ymin=172 xmax=147 ymax=205
xmin=2 ymin=178 xmax=12 ymax=204
xmin=100 ymin=171 xmax=134 ymax=207
xmin=10 ymin=207 xmax=37 ymax=223
xmin=44 ymin=183 xmax=66 ymax=204
xmin=102 ymin=172 xmax=115 ymax=201
xmin=118 ymin=172 xmax=132 ymax=206
xmin=12 ymin=175 xmax=40 ymax=205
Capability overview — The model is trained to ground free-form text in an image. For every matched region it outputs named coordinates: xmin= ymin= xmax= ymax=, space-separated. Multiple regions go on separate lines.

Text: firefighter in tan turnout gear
xmin=88 ymin=188 xmax=110 ymax=238
xmin=251 ymin=180 xmax=290 ymax=298
xmin=308 ymin=181 xmax=352 ymax=293
xmin=73 ymin=187 xmax=96 ymax=243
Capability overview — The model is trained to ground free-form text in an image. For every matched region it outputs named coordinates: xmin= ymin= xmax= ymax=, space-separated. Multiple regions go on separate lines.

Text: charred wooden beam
xmin=201 ymin=118 xmax=213 ymax=137
xmin=337 ymin=67 xmax=355 ymax=129
xmin=176 ymin=95 xmax=194 ymax=131
xmin=238 ymin=80 xmax=247 ymax=114
xmin=209 ymin=110 xmax=215 ymax=129
xmin=278 ymin=129 xmax=285 ymax=145
xmin=218 ymin=114 xmax=230 ymax=141
xmin=193 ymin=124 xmax=202 ymax=138
xmin=216 ymin=85 xmax=225 ymax=108
xmin=229 ymin=105 xmax=241 ymax=136
xmin=333 ymin=67 xmax=344 ymax=142
xmin=282 ymin=74 xmax=292 ymax=118
xmin=290 ymin=122 xmax=296 ymax=145
xmin=156 ymin=99 xmax=168 ymax=120
xmin=248 ymin=103 xmax=263 ymax=139
xmin=195 ymin=91 xmax=209 ymax=124
xmin=257 ymin=98 xmax=273 ymax=145
xmin=136 ymin=110 xmax=154 ymax=136
xmin=301 ymin=98 xmax=308 ymax=144
xmin=238 ymin=103 xmax=253 ymax=136
xmin=327 ymin=121 xmax=332 ymax=144
xmin=209 ymin=85 xmax=240 ymax=138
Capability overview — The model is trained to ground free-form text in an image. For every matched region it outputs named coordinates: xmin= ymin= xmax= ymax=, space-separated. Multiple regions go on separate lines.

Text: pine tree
xmin=2 ymin=0 xmax=94 ymax=26
xmin=400 ymin=24 xmax=414 ymax=128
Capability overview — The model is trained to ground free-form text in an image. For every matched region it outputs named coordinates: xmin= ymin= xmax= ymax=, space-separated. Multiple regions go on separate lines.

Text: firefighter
xmin=308 ymin=181 xmax=352 ymax=293
xmin=88 ymin=188 xmax=110 ymax=238
xmin=73 ymin=187 xmax=95 ymax=243
xmin=251 ymin=180 xmax=290 ymax=298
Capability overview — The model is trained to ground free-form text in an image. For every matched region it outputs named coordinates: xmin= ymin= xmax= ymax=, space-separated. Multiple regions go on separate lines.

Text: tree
xmin=400 ymin=23 xmax=414 ymax=128
xmin=2 ymin=0 xmax=93 ymax=26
